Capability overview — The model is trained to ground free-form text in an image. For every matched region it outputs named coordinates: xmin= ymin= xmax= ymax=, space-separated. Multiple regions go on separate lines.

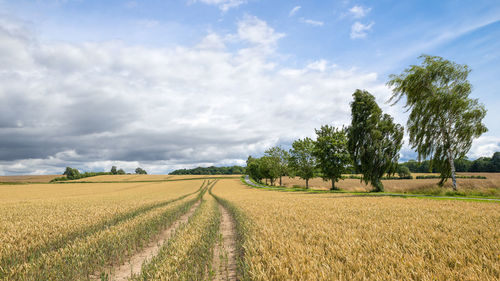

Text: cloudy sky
xmin=1 ymin=0 xmax=499 ymax=175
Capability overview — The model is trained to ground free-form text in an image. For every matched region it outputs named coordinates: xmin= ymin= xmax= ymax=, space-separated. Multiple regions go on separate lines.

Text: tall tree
xmin=265 ymin=146 xmax=289 ymax=186
xmin=348 ymin=89 xmax=403 ymax=192
xmin=246 ymin=156 xmax=263 ymax=182
xmin=110 ymin=166 xmax=117 ymax=175
xmin=387 ymin=55 xmax=487 ymax=190
xmin=313 ymin=125 xmax=351 ymax=190
xmin=289 ymin=137 xmax=316 ymax=189
xmin=259 ymin=156 xmax=280 ymax=186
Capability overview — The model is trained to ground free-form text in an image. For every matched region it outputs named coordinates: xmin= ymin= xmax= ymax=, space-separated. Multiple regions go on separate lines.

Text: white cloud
xmin=193 ymin=0 xmax=246 ymax=12
xmin=289 ymin=6 xmax=301 ymax=17
xmin=350 ymin=21 xmax=374 ymax=39
xmin=349 ymin=5 xmax=371 ymax=19
xmin=468 ymin=136 xmax=500 ymax=159
xmin=237 ymin=15 xmax=285 ymax=49
xmin=0 ymin=16 xmax=387 ymax=175
xmin=300 ymin=18 xmax=324 ymax=26
xmin=306 ymin=60 xmax=330 ymax=72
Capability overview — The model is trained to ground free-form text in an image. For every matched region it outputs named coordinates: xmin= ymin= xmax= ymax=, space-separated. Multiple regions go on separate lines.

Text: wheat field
xmin=213 ymin=178 xmax=500 ymax=280
xmin=0 ymin=176 xmax=498 ymax=280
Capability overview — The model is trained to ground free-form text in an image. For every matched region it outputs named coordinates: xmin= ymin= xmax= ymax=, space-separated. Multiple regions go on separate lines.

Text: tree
xmin=264 ymin=146 xmax=289 ymax=186
xmin=289 ymin=137 xmax=316 ymax=189
xmin=387 ymin=55 xmax=487 ymax=190
xmin=347 ymin=89 xmax=403 ymax=192
xmin=397 ymin=165 xmax=412 ymax=179
xmin=117 ymin=169 xmax=126 ymax=175
xmin=313 ymin=125 xmax=351 ymax=190
xmin=110 ymin=166 xmax=117 ymax=175
xmin=246 ymin=156 xmax=263 ymax=182
xmin=135 ymin=167 xmax=147 ymax=174
xmin=492 ymin=152 xmax=500 ymax=171
xmin=259 ymin=156 xmax=280 ymax=185
xmin=63 ymin=167 xmax=80 ymax=180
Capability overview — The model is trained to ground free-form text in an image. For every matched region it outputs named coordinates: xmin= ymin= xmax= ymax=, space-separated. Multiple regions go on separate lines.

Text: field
xmin=0 ymin=175 xmax=498 ymax=280
xmin=0 ymin=175 xmax=61 ymax=183
xmin=278 ymin=173 xmax=500 ymax=196
xmin=70 ymin=174 xmax=241 ymax=182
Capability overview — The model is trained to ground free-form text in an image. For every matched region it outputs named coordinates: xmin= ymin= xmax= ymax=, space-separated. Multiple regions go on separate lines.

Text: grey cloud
xmin=0 ymin=16 xmax=393 ymax=175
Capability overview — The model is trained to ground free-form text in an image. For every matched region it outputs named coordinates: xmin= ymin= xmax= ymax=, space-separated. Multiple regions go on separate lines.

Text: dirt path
xmin=94 ymin=200 xmax=201 ymax=281
xmin=212 ymin=203 xmax=238 ymax=280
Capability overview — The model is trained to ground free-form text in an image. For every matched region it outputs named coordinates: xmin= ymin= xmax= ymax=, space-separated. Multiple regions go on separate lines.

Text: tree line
xmin=247 ymin=55 xmax=488 ymax=191
xmin=169 ymin=166 xmax=246 ymax=175
xmin=400 ymin=152 xmax=500 ymax=173
xmin=52 ymin=166 xmax=148 ymax=181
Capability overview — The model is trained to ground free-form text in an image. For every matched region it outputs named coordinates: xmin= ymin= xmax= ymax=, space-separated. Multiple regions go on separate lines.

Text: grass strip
xmin=210 ymin=185 xmax=252 ymax=281
xmin=241 ymin=176 xmax=500 ymax=202
xmin=133 ymin=185 xmax=220 ymax=280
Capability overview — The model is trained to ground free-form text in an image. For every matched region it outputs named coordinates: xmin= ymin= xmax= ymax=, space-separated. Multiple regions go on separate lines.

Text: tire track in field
xmin=212 ymin=202 xmax=238 ymax=280
xmin=0 ymin=181 xmax=207 ymax=277
xmin=96 ymin=199 xmax=202 ymax=281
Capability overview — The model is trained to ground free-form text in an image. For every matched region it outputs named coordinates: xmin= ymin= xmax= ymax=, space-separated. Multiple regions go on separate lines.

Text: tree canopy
xmin=387 ymin=55 xmax=487 ymax=189
xmin=313 ymin=125 xmax=351 ymax=190
xmin=135 ymin=167 xmax=147 ymax=174
xmin=347 ymin=89 xmax=404 ymax=192
xmin=264 ymin=146 xmax=289 ymax=186
xmin=289 ymin=137 xmax=317 ymax=189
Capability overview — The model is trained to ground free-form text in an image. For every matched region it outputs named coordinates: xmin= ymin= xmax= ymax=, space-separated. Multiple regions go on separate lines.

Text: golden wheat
xmin=0 ymin=180 xmax=203 ymax=278
xmin=213 ymin=179 xmax=500 ymax=280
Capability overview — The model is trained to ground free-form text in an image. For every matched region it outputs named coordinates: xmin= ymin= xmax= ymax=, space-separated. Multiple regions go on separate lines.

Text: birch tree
xmin=387 ymin=55 xmax=487 ymax=190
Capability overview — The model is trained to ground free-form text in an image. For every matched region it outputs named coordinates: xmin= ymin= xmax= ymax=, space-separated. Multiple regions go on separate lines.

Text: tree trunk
xmin=270 ymin=178 xmax=274 ymax=186
xmin=373 ymin=178 xmax=384 ymax=192
xmin=331 ymin=178 xmax=336 ymax=190
xmin=448 ymin=150 xmax=458 ymax=190
xmin=305 ymin=178 xmax=309 ymax=189
xmin=279 ymin=176 xmax=282 ymax=186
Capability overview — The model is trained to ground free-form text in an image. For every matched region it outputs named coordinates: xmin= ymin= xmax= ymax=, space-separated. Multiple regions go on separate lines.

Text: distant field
xmin=0 ymin=175 xmax=61 ymax=183
xmin=69 ymin=174 xmax=241 ymax=182
xmin=279 ymin=173 xmax=500 ymax=196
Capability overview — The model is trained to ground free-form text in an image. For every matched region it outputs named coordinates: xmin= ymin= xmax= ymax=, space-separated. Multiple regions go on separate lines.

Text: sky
xmin=0 ymin=0 xmax=499 ymax=175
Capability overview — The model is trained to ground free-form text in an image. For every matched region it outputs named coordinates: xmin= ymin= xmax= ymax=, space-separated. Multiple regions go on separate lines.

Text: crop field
xmin=69 ymin=174 xmax=242 ymax=182
xmin=0 ymin=176 xmax=498 ymax=280
xmin=0 ymin=175 xmax=61 ymax=183
xmin=279 ymin=173 xmax=500 ymax=195
xmin=213 ymin=179 xmax=500 ymax=280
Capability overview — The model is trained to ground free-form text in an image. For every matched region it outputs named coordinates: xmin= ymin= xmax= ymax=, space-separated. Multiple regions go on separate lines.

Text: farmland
xmin=0 ymin=175 xmax=498 ymax=280
xmin=278 ymin=173 xmax=500 ymax=196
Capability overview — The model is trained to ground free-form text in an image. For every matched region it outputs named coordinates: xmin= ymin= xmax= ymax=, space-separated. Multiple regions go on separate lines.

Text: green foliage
xmin=289 ymin=137 xmax=317 ymax=189
xmin=52 ymin=166 xmax=128 ymax=182
xmin=246 ymin=157 xmax=262 ymax=182
xmin=135 ymin=167 xmax=147 ymax=174
xmin=63 ymin=167 xmax=81 ymax=180
xmin=258 ymin=156 xmax=280 ymax=186
xmin=387 ymin=55 xmax=487 ymax=189
xmin=313 ymin=125 xmax=351 ymax=190
xmin=347 ymin=89 xmax=404 ymax=192
xmin=169 ymin=166 xmax=246 ymax=175
xmin=397 ymin=165 xmax=412 ymax=179
xmin=264 ymin=146 xmax=290 ymax=186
